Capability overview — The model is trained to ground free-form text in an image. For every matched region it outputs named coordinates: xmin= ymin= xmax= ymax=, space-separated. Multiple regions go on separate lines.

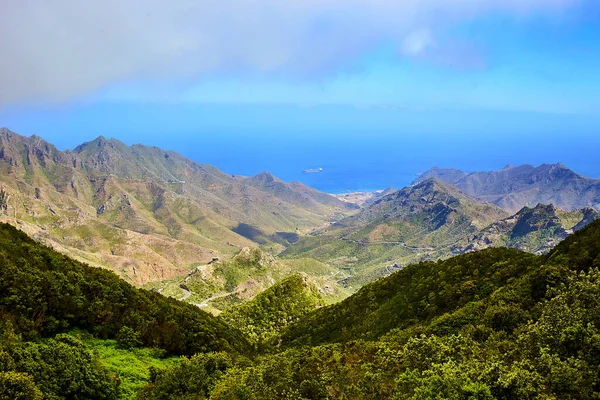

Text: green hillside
xmin=219 ymin=274 xmax=325 ymax=343
xmin=145 ymin=247 xmax=348 ymax=313
xmin=142 ymin=220 xmax=600 ymax=399
xmin=0 ymin=222 xmax=249 ymax=356
xmin=3 ymin=218 xmax=600 ymax=398
xmin=279 ymin=247 xmax=538 ymax=347
xmin=278 ymin=218 xmax=600 ymax=349
xmin=282 ymin=178 xmax=509 ymax=285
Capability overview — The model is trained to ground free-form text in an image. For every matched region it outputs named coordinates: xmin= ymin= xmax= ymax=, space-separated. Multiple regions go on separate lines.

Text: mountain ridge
xmin=413 ymin=163 xmax=600 ymax=213
xmin=0 ymin=128 xmax=355 ymax=284
xmin=453 ymin=203 xmax=600 ymax=255
xmin=282 ymin=177 xmax=509 ymax=285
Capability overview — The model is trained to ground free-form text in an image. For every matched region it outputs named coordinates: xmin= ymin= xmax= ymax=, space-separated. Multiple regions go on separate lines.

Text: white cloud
xmin=0 ymin=0 xmax=579 ymax=105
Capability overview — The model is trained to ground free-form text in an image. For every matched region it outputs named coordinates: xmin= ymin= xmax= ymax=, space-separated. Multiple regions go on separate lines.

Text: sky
xmin=1 ymin=0 xmax=599 ymax=189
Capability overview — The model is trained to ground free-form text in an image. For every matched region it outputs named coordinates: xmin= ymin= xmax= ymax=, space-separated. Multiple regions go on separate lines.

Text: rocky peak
xmin=246 ymin=171 xmax=282 ymax=188
xmin=74 ymin=136 xmax=126 ymax=152
xmin=252 ymin=171 xmax=277 ymax=182
xmin=0 ymin=127 xmax=15 ymax=137
xmin=512 ymin=203 xmax=562 ymax=237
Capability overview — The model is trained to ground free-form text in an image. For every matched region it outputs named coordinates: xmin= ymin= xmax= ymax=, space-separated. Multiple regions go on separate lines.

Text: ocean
xmin=4 ymin=103 xmax=599 ymax=193
xmin=171 ymin=130 xmax=600 ymax=194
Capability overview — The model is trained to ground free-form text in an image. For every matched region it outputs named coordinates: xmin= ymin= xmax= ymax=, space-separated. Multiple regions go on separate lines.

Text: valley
xmin=2 ymin=214 xmax=600 ymax=399
xmin=0 ymin=129 xmax=599 ymax=399
xmin=2 ymin=128 xmax=599 ymax=316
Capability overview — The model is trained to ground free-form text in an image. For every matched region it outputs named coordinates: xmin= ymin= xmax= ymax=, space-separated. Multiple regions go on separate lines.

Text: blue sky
xmin=1 ymin=0 xmax=599 ymax=187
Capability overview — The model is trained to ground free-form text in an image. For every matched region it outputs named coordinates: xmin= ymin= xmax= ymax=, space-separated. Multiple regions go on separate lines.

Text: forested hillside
xmin=3 ymin=219 xmax=600 ymax=399
xmin=143 ymin=220 xmax=600 ymax=399
xmin=0 ymin=222 xmax=249 ymax=356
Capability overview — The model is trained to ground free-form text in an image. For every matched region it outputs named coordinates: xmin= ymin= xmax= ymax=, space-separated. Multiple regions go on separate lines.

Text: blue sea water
xmin=171 ymin=130 xmax=600 ymax=194
xmin=3 ymin=103 xmax=599 ymax=193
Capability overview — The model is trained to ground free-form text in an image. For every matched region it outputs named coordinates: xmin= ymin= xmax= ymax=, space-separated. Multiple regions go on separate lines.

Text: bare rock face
xmin=0 ymin=187 xmax=8 ymax=213
xmin=574 ymin=208 xmax=600 ymax=232
xmin=454 ymin=203 xmax=600 ymax=255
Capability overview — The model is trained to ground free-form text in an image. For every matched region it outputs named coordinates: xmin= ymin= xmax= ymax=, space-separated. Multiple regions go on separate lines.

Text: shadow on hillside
xmin=232 ymin=223 xmax=299 ymax=246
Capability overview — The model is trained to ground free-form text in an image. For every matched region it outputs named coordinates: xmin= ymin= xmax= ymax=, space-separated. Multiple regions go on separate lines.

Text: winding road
xmin=180 ymin=286 xmax=244 ymax=308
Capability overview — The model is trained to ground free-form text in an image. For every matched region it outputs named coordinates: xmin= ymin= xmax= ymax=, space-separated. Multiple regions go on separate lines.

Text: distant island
xmin=302 ymin=167 xmax=323 ymax=173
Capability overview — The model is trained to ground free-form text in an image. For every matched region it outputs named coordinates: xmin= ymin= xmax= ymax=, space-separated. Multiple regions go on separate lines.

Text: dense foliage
xmin=279 ymin=247 xmax=540 ymax=347
xmin=0 ymin=223 xmax=250 ymax=356
xmin=0 ymin=327 xmax=118 ymax=400
xmin=2 ymin=220 xmax=600 ymax=398
xmin=142 ymin=220 xmax=600 ymax=399
xmin=219 ymin=274 xmax=325 ymax=343
xmin=73 ymin=332 xmax=180 ymax=399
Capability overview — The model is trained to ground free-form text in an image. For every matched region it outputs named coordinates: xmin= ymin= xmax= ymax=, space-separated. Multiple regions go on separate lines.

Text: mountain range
xmin=283 ymin=177 xmax=599 ymax=286
xmin=2 ymin=127 xmax=599 ymax=307
xmin=0 ymin=128 xmax=355 ymax=284
xmin=3 ymin=127 xmax=600 ymax=398
xmin=414 ymin=163 xmax=600 ymax=213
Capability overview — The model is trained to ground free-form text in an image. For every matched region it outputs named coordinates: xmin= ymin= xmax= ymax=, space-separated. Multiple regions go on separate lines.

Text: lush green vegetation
xmin=141 ymin=220 xmax=600 ymax=399
xmin=147 ymin=248 xmax=347 ymax=313
xmin=278 ymin=247 xmax=540 ymax=347
xmin=0 ymin=222 xmax=249 ymax=356
xmin=3 ymin=219 xmax=600 ymax=398
xmin=0 ymin=327 xmax=118 ymax=399
xmin=219 ymin=274 xmax=325 ymax=343
xmin=72 ymin=331 xmax=180 ymax=399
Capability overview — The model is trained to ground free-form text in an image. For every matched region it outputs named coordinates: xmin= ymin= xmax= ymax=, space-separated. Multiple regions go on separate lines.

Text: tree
xmin=0 ymin=371 xmax=43 ymax=400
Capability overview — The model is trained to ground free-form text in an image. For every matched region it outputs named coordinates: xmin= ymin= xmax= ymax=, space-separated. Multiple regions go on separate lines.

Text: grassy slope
xmin=69 ymin=331 xmax=180 ymax=400
xmin=282 ymin=179 xmax=508 ymax=286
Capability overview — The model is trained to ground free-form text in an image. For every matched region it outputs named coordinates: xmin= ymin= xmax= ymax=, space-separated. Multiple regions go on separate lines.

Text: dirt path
xmin=180 ymin=287 xmax=192 ymax=301
xmin=339 ymin=237 xmax=435 ymax=251
xmin=180 ymin=286 xmax=245 ymax=308
xmin=197 ymin=287 xmax=247 ymax=307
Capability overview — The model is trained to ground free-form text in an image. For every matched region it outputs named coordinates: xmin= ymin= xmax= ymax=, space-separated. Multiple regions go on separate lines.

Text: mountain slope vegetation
xmin=146 ymin=247 xmax=348 ymax=313
xmin=0 ymin=222 xmax=249 ymax=355
xmin=143 ymin=219 xmax=600 ymax=399
xmin=279 ymin=219 xmax=600 ymax=349
xmin=282 ymin=178 xmax=508 ymax=285
xmin=0 ymin=128 xmax=355 ymax=284
xmin=219 ymin=274 xmax=325 ymax=343
xmin=454 ymin=203 xmax=600 ymax=255
xmin=2 ymin=215 xmax=600 ymax=398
